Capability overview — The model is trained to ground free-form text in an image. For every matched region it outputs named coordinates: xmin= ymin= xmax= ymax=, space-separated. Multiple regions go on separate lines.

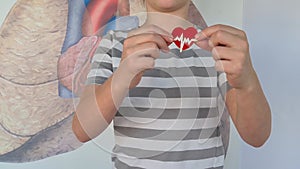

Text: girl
xmin=73 ymin=0 xmax=271 ymax=168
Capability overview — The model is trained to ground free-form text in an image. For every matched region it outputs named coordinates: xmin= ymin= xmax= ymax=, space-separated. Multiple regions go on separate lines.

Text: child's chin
xmin=149 ymin=0 xmax=189 ymax=11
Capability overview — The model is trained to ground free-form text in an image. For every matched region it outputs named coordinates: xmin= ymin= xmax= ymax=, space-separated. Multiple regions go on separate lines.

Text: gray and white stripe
xmin=86 ymin=29 xmax=230 ymax=169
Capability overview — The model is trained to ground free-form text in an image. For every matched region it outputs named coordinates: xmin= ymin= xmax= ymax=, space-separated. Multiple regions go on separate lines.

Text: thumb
xmin=195 ymin=39 xmax=212 ymax=51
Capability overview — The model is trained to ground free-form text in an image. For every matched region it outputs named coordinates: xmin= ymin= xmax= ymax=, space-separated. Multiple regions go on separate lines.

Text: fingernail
xmin=194 ymin=34 xmax=201 ymax=40
xmin=195 ymin=32 xmax=204 ymax=40
xmin=167 ymin=36 xmax=174 ymax=42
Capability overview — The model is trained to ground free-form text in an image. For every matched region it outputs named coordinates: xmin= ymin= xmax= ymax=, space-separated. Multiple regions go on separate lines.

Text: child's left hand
xmin=194 ymin=24 xmax=256 ymax=90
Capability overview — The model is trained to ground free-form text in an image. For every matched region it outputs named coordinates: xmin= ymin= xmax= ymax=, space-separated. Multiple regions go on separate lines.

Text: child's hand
xmin=195 ymin=24 xmax=256 ymax=90
xmin=116 ymin=25 xmax=173 ymax=89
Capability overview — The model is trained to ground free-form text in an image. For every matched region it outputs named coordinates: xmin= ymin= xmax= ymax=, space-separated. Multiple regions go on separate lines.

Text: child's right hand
xmin=115 ymin=25 xmax=173 ymax=89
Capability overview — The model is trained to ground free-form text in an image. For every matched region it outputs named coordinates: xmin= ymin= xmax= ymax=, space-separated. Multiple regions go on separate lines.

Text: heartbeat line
xmin=174 ymin=33 xmax=198 ymax=52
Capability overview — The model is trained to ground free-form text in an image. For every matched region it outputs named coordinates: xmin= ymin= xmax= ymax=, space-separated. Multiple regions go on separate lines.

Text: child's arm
xmin=72 ymin=75 xmax=127 ymax=143
xmin=226 ymin=74 xmax=271 ymax=147
xmin=72 ymin=25 xmax=173 ymax=142
xmin=195 ymin=24 xmax=271 ymax=147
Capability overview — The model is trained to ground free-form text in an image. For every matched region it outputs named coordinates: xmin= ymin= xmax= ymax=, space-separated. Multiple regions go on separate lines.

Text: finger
xmin=125 ymin=33 xmax=171 ymax=52
xmin=195 ymin=24 xmax=246 ymax=41
xmin=215 ymin=60 xmax=232 ymax=73
xmin=215 ymin=59 xmax=243 ymax=75
xmin=121 ymin=53 xmax=156 ymax=75
xmin=125 ymin=42 xmax=160 ymax=59
xmin=212 ymin=46 xmax=242 ymax=61
xmin=129 ymin=24 xmax=173 ymax=39
xmin=195 ymin=39 xmax=212 ymax=51
xmin=136 ymin=56 xmax=156 ymax=71
xmin=130 ymin=32 xmax=172 ymax=45
xmin=209 ymin=30 xmax=244 ymax=49
xmin=135 ymin=42 xmax=161 ymax=59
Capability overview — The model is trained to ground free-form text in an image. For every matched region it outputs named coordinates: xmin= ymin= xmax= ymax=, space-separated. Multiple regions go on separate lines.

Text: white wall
xmin=195 ymin=0 xmax=243 ymax=28
xmin=0 ymin=1 xmax=16 ymax=23
xmin=0 ymin=0 xmax=243 ymax=168
xmin=241 ymin=0 xmax=300 ymax=168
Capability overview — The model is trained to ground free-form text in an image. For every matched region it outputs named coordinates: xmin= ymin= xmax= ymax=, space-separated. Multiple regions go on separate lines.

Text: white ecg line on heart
xmin=174 ymin=33 xmax=198 ymax=52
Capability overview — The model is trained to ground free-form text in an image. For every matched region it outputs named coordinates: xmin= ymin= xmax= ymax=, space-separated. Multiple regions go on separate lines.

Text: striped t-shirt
xmin=86 ymin=29 xmax=230 ymax=169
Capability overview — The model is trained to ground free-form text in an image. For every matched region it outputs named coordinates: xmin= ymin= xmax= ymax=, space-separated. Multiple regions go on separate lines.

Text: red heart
xmin=171 ymin=27 xmax=198 ymax=52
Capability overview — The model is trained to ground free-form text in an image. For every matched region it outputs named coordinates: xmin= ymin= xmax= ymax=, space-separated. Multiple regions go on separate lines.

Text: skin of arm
xmin=226 ymin=76 xmax=271 ymax=147
xmin=195 ymin=24 xmax=272 ymax=147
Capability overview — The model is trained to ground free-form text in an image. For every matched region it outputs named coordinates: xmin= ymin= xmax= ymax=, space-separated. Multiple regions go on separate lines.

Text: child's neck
xmin=143 ymin=12 xmax=193 ymax=33
xmin=143 ymin=3 xmax=193 ymax=33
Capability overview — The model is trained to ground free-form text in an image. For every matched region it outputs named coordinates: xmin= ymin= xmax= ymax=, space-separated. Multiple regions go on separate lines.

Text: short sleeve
xmin=217 ymin=72 xmax=232 ymax=99
xmin=85 ymin=32 xmax=114 ymax=85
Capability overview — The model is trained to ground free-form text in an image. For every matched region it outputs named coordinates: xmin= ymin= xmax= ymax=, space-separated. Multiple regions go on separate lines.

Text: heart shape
xmin=171 ymin=27 xmax=198 ymax=52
